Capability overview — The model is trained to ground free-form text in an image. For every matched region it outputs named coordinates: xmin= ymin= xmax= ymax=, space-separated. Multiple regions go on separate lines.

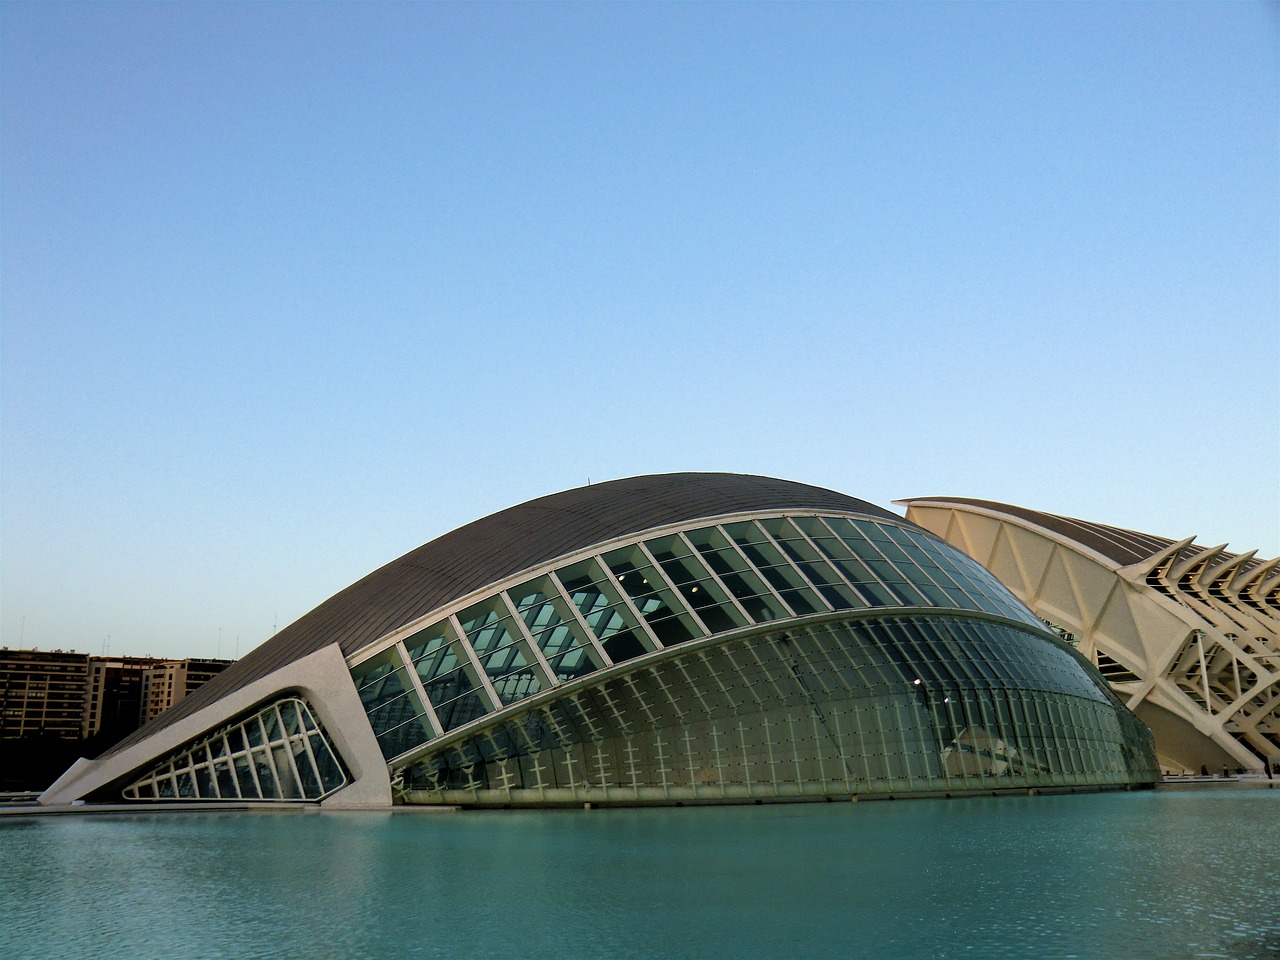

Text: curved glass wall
xmin=401 ymin=616 xmax=1158 ymax=805
xmin=346 ymin=513 xmax=1067 ymax=769
xmin=122 ymin=698 xmax=348 ymax=802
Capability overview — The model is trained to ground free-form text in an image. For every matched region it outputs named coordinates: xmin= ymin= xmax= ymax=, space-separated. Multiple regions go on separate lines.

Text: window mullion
xmin=721 ymin=524 xmax=798 ymax=618
xmin=676 ymin=530 xmax=753 ymax=625
xmin=397 ymin=640 xmax=444 ymax=740
xmin=599 ymin=555 xmax=666 ymax=651
xmin=548 ymin=570 xmax=614 ymax=667
xmin=758 ymin=522 xmax=836 ymax=613
xmin=634 ymin=540 xmax=708 ymax=637
xmin=449 ymin=614 xmax=503 ymax=714
xmin=497 ymin=591 xmax=557 ymax=690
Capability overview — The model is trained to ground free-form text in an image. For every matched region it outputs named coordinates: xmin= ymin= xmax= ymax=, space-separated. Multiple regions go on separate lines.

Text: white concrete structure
xmin=899 ymin=498 xmax=1279 ymax=774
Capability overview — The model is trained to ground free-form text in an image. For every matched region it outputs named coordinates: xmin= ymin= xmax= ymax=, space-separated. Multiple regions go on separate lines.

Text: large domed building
xmin=43 ymin=474 xmax=1158 ymax=808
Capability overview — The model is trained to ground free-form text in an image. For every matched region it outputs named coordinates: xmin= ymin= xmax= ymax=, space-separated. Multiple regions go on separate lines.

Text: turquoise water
xmin=2 ymin=789 xmax=1277 ymax=960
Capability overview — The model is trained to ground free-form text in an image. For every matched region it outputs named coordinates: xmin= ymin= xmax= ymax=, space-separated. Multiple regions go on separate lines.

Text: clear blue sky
xmin=2 ymin=2 xmax=1276 ymax=660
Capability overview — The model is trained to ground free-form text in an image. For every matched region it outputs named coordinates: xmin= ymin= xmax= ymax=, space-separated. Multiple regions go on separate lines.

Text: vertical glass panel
xmin=365 ymin=677 xmax=431 ymax=748
xmin=645 ymin=534 xmax=749 ymax=634
xmin=350 ymin=645 xmax=405 ymax=692
xmin=806 ymin=537 xmax=898 ymax=607
xmin=214 ymin=760 xmax=239 ymax=799
xmin=245 ymin=716 xmax=266 ymax=749
xmin=804 ymin=519 xmax=861 ymax=561
xmin=234 ymin=754 xmax=258 ymax=798
xmin=509 ymin=577 xmax=599 ymax=669
xmin=867 ymin=532 xmax=913 ymax=567
xmin=279 ymin=700 xmax=303 ymax=736
xmin=824 ymin=516 xmax=886 ymax=560
xmin=685 ymin=526 xmax=784 ymax=623
xmin=272 ymin=744 xmax=299 ymax=798
xmin=602 ymin=545 xmax=701 ymax=646
xmin=352 ymin=646 xmax=411 ymax=714
xmin=404 ymin=623 xmax=453 ymax=666
xmin=427 ymin=662 xmax=481 ymax=703
xmin=848 ymin=519 xmax=894 ymax=544
xmin=557 ymin=559 xmax=654 ymax=662
xmin=294 ymin=746 xmax=323 ymax=799
xmin=410 ymin=628 xmax=463 ymax=683
xmin=458 ymin=598 xmax=548 ymax=706
xmin=791 ymin=515 xmax=846 ymax=544
xmin=458 ymin=600 xmax=522 ymax=659
xmin=723 ymin=521 xmax=824 ymax=615
xmin=546 ymin=644 xmax=603 ymax=683
xmin=309 ymin=732 xmax=346 ymax=792
xmin=251 ymin=750 xmax=279 ymax=798
xmin=761 ymin=518 xmax=865 ymax=611
xmin=402 ymin=619 xmax=494 ymax=732
xmin=432 ymin=688 xmax=490 ymax=733
xmin=483 ymin=642 xmax=544 ymax=706
xmin=226 ymin=727 xmax=248 ymax=756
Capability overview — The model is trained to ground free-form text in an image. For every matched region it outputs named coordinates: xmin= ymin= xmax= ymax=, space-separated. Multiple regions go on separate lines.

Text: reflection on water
xmin=2 ymin=789 xmax=1277 ymax=960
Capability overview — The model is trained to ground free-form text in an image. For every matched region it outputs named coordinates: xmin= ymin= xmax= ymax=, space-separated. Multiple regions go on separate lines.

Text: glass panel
xmin=234 ymin=754 xmax=258 ymax=798
xmin=823 ymin=516 xmax=886 ymax=561
xmin=557 ymin=560 xmax=654 ymax=661
xmin=214 ymin=760 xmax=239 ymax=799
xmin=814 ymin=547 xmax=896 ymax=609
xmin=251 ymin=750 xmax=279 ymax=799
xmin=226 ymin=727 xmax=248 ymax=755
xmin=602 ymin=545 xmax=701 ymax=646
xmin=763 ymin=518 xmax=865 ymax=611
xmin=482 ymin=642 xmax=544 ymax=706
xmin=366 ymin=682 xmax=429 ymax=739
xmin=645 ymin=534 xmax=749 ymax=634
xmin=509 ymin=578 xmax=597 ymax=665
xmin=404 ymin=623 xmax=453 ymax=665
xmin=412 ymin=637 xmax=466 ymax=686
xmin=432 ymin=690 xmax=490 ymax=733
xmin=600 ymin=629 xmax=649 ymax=664
xmin=547 ymin=644 xmax=603 ymax=683
xmin=420 ymin=652 xmax=494 ymax=734
xmin=351 ymin=645 xmax=405 ymax=692
xmin=458 ymin=600 xmax=523 ymax=659
xmin=125 ymin=697 xmax=349 ymax=803
xmin=309 ymin=732 xmax=346 ymax=792
xmin=280 ymin=700 xmax=303 ymax=736
xmin=272 ymin=744 xmax=299 ymax=798
xmin=295 ymin=745 xmax=323 ymax=799
xmin=352 ymin=647 xmax=411 ymax=713
xmin=245 ymin=716 xmax=266 ymax=749
xmin=723 ymin=521 xmax=824 ymax=615
xmin=685 ymin=526 xmax=784 ymax=623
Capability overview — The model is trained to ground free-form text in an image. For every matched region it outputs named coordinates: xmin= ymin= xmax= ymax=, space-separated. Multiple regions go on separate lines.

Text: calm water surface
xmin=2 ymin=788 xmax=1277 ymax=960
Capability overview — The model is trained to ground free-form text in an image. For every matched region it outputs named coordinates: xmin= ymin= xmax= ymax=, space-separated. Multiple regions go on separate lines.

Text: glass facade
xmin=403 ymin=616 xmax=1157 ymax=804
xmin=121 ymin=698 xmax=347 ymax=802
xmin=339 ymin=512 xmax=1156 ymax=805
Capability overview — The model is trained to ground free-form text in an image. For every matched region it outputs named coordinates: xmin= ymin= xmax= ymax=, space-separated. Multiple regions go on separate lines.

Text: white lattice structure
xmin=899 ymin=498 xmax=1280 ymax=774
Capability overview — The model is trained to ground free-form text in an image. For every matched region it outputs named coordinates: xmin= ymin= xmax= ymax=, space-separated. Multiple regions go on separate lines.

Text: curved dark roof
xmin=106 ymin=473 xmax=902 ymax=757
xmin=904 ymin=498 xmax=1184 ymax=567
